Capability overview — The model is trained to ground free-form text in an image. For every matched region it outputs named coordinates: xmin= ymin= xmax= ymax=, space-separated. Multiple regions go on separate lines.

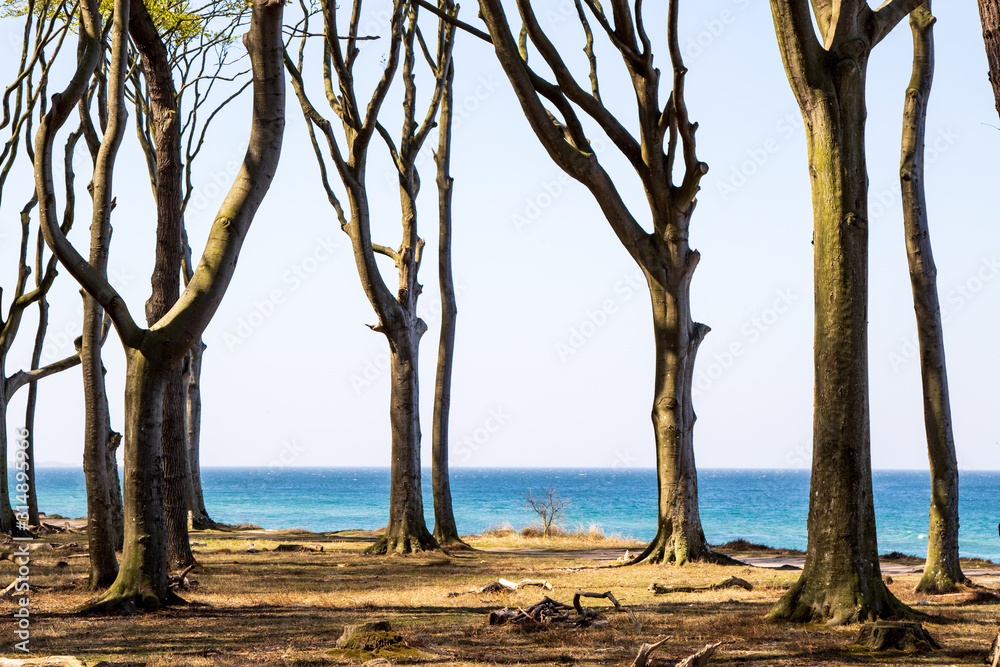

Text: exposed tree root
xmin=623 ymin=530 xmax=743 ymax=567
xmin=75 ymin=581 xmax=187 ymax=615
xmin=854 ymin=621 xmax=941 ymax=652
xmin=364 ymin=529 xmax=439 ymax=556
xmin=649 ymin=576 xmax=753 ymax=595
xmin=768 ymin=575 xmax=920 ymax=625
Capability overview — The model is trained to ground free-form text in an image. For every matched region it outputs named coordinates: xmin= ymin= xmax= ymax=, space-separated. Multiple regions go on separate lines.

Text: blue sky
xmin=1 ymin=0 xmax=998 ymax=471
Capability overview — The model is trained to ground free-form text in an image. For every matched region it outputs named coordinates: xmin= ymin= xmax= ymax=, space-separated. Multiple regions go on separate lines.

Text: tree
xmin=127 ymin=0 xmax=252 ymax=534
xmin=474 ymin=0 xmax=723 ymax=565
xmin=523 ymin=487 xmax=569 ymax=538
xmin=35 ymin=0 xmax=286 ymax=611
xmin=979 ymin=0 xmax=1000 ymax=117
xmin=898 ymin=2 xmax=964 ymax=595
xmin=0 ymin=0 xmax=81 ymax=537
xmin=430 ymin=40 xmax=466 ymax=549
xmin=765 ymin=0 xmax=923 ymax=624
xmin=285 ymin=0 xmax=456 ymax=554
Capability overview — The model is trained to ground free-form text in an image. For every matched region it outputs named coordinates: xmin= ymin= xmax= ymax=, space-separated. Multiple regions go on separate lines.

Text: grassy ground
xmin=2 ymin=526 xmax=999 ymax=665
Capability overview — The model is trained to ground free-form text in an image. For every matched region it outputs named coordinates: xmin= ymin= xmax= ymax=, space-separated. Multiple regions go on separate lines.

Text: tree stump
xmin=336 ymin=620 xmax=402 ymax=650
xmin=854 ymin=622 xmax=941 ymax=652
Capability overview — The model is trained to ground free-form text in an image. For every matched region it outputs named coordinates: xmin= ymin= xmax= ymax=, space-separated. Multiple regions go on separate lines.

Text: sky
xmin=0 ymin=1 xmax=998 ymax=472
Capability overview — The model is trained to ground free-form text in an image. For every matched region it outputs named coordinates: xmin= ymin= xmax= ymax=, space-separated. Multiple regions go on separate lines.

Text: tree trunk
xmin=80 ymin=292 xmax=119 ymax=588
xmin=900 ymin=4 xmax=964 ymax=595
xmin=430 ymin=58 xmax=465 ymax=550
xmin=23 ymin=294 xmax=48 ymax=527
xmin=184 ymin=341 xmax=216 ymax=529
xmin=0 ymin=393 xmax=18 ymax=533
xmin=768 ymin=53 xmax=907 ymax=624
xmin=631 ymin=271 xmax=717 ymax=565
xmin=105 ymin=431 xmax=124 ymax=549
xmin=979 ymin=0 xmax=1000 ymax=118
xmin=368 ymin=328 xmax=438 ymax=555
xmin=130 ymin=0 xmax=193 ymax=571
xmin=86 ymin=350 xmax=179 ymax=611
xmin=162 ymin=369 xmax=193 ymax=567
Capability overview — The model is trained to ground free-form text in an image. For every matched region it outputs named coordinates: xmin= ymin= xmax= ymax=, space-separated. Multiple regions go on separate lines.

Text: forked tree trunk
xmin=431 ymin=58 xmax=465 ymax=549
xmin=635 ymin=274 xmax=714 ymax=565
xmin=87 ymin=350 xmax=178 ymax=611
xmin=370 ymin=328 xmax=438 ymax=554
xmin=768 ymin=52 xmax=905 ymax=625
xmin=184 ymin=341 xmax=216 ymax=529
xmin=130 ymin=0 xmax=193 ymax=571
xmin=979 ymin=0 xmax=1000 ymax=117
xmin=901 ymin=4 xmax=964 ymax=595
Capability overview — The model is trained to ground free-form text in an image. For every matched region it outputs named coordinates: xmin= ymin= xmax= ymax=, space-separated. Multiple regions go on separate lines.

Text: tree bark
xmin=634 ymin=272 xmax=714 ymax=565
xmin=85 ymin=349 xmax=178 ymax=611
xmin=105 ymin=431 xmax=124 ymax=550
xmin=979 ymin=0 xmax=1000 ymax=118
xmin=0 ymin=396 xmax=17 ymax=533
xmin=900 ymin=3 xmax=964 ymax=595
xmin=183 ymin=340 xmax=216 ymax=529
xmin=129 ymin=0 xmax=193 ymax=571
xmin=79 ymin=0 xmax=129 ymax=589
xmin=23 ymin=280 xmax=48 ymax=527
xmin=430 ymin=54 xmax=465 ymax=550
xmin=370 ymin=327 xmax=438 ymax=554
xmin=766 ymin=0 xmax=922 ymax=624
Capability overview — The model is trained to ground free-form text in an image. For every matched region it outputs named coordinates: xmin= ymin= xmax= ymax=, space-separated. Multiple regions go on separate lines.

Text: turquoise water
xmin=21 ymin=467 xmax=1000 ymax=561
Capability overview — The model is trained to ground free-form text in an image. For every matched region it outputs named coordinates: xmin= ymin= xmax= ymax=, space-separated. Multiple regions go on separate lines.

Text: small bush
xmin=482 ymin=522 xmax=516 ymax=537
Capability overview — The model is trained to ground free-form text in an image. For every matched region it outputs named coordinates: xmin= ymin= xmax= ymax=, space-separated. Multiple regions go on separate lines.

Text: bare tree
xmin=430 ymin=36 xmax=466 ymax=549
xmin=473 ymin=0 xmax=725 ymax=565
xmin=898 ymin=2 xmax=964 ymax=595
xmin=285 ymin=0 xmax=456 ymax=554
xmin=523 ymin=488 xmax=569 ymax=538
xmin=35 ymin=0 xmax=286 ymax=611
xmin=0 ymin=0 xmax=81 ymax=537
xmin=766 ymin=0 xmax=923 ymax=624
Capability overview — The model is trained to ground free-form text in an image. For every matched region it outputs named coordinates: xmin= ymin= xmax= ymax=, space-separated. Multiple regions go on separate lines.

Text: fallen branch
xmin=488 ymin=591 xmax=638 ymax=630
xmin=630 ymin=637 xmax=670 ymax=667
xmin=574 ymin=590 xmax=640 ymax=630
xmin=276 ymin=543 xmax=324 ymax=552
xmin=678 ymin=642 xmax=727 ymax=667
xmin=448 ymin=578 xmax=552 ymax=597
xmin=648 ymin=576 xmax=753 ymax=595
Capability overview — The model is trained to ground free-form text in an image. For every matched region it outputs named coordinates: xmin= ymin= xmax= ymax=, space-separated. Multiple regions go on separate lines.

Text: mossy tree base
xmin=364 ymin=529 xmax=440 ymax=556
xmin=76 ymin=584 xmax=186 ymax=615
xmin=627 ymin=526 xmax=741 ymax=567
xmin=768 ymin=575 xmax=918 ymax=625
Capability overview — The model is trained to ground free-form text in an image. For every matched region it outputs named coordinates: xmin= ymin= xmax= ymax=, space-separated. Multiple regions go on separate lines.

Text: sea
xmin=20 ymin=467 xmax=1000 ymax=561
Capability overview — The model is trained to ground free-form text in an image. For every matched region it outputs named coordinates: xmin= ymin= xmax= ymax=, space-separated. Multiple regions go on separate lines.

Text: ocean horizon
xmin=15 ymin=467 xmax=1000 ymax=562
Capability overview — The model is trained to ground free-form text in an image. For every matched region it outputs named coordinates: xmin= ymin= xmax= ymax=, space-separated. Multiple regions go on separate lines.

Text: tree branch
xmin=869 ymin=0 xmax=925 ymax=46
xmin=6 ymin=352 xmax=81 ymax=397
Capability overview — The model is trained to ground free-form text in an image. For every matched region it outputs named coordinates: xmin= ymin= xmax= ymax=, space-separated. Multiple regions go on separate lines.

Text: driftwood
xmin=989 ymin=628 xmax=1000 ymax=667
xmin=169 ymin=564 xmax=198 ymax=591
xmin=574 ymin=591 xmax=640 ymax=630
xmin=648 ymin=576 xmax=753 ymax=595
xmin=449 ymin=578 xmax=552 ymax=597
xmin=853 ymin=622 xmax=941 ymax=652
xmin=276 ymin=543 xmax=325 ymax=552
xmin=630 ymin=639 xmax=726 ymax=667
xmin=489 ymin=591 xmax=638 ymax=630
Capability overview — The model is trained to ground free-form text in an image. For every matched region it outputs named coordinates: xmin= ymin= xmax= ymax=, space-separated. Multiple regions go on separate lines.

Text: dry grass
xmin=0 ymin=528 xmax=997 ymax=666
